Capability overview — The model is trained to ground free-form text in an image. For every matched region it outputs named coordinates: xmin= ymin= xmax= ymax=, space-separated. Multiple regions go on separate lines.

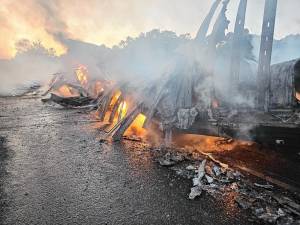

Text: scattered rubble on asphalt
xmin=157 ymin=151 xmax=185 ymax=167
xmin=153 ymin=146 xmax=300 ymax=224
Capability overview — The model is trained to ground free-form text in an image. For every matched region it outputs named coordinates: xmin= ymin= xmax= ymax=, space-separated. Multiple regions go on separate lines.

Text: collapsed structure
xmin=43 ymin=0 xmax=300 ymax=148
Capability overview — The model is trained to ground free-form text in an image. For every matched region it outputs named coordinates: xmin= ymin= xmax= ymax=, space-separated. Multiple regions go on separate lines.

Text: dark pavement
xmin=0 ymin=97 xmax=255 ymax=225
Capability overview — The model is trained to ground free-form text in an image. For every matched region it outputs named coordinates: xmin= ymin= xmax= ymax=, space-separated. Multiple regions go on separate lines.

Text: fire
xmin=125 ymin=113 xmax=147 ymax=137
xmin=75 ymin=65 xmax=89 ymax=87
xmin=103 ymin=90 xmax=122 ymax=122
xmin=173 ymin=134 xmax=254 ymax=153
xmin=110 ymin=91 xmax=121 ymax=107
xmin=117 ymin=101 xmax=127 ymax=120
xmin=56 ymin=85 xmax=78 ymax=97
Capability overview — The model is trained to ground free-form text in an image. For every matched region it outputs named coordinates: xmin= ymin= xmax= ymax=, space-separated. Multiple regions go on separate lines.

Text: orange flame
xmin=76 ymin=65 xmax=89 ymax=87
xmin=117 ymin=101 xmax=127 ymax=120
xmin=110 ymin=91 xmax=121 ymax=107
xmin=125 ymin=113 xmax=147 ymax=137
xmin=56 ymin=85 xmax=78 ymax=97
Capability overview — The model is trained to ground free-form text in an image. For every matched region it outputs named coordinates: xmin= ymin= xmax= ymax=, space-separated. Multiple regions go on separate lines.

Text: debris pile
xmin=155 ymin=147 xmax=300 ymax=224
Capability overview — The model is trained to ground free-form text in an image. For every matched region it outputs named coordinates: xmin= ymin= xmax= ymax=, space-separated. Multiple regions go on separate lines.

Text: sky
xmin=1 ymin=0 xmax=300 ymax=59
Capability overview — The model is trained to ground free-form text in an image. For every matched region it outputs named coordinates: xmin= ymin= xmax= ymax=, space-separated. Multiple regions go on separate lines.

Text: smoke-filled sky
xmin=1 ymin=0 xmax=300 ymax=59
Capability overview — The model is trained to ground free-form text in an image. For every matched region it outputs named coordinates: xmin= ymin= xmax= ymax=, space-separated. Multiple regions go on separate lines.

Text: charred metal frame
xmin=229 ymin=0 xmax=247 ymax=96
xmin=257 ymin=0 xmax=278 ymax=111
xmin=105 ymin=0 xmax=300 ymax=148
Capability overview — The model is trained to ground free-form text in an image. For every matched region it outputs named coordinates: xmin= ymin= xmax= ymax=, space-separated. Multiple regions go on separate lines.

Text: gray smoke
xmin=1 ymin=29 xmax=300 ymax=96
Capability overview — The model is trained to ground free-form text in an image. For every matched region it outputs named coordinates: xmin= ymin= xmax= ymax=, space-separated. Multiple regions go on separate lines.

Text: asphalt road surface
xmin=0 ymin=97 xmax=255 ymax=225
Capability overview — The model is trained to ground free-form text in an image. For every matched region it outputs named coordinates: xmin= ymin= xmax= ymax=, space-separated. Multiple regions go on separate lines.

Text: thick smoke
xmin=0 ymin=41 xmax=62 ymax=96
xmin=0 ymin=30 xmax=191 ymax=96
xmin=1 ymin=28 xmax=300 ymax=96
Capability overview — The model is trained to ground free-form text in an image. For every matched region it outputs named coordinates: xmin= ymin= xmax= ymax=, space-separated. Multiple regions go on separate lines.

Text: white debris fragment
xmin=213 ymin=165 xmax=221 ymax=177
xmin=198 ymin=160 xmax=206 ymax=178
xmin=205 ymin=175 xmax=214 ymax=184
xmin=278 ymin=208 xmax=286 ymax=217
xmin=158 ymin=152 xmax=185 ymax=167
xmin=193 ymin=160 xmax=206 ymax=186
xmin=189 ymin=186 xmax=202 ymax=200
xmin=186 ymin=165 xmax=196 ymax=171
xmin=193 ymin=177 xmax=201 ymax=186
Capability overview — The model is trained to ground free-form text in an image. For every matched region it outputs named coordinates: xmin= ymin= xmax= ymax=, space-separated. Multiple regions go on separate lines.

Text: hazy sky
xmin=1 ymin=0 xmax=300 ymax=59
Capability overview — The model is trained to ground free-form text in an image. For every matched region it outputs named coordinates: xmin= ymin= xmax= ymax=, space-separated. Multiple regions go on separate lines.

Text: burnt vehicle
xmin=105 ymin=0 xmax=300 ymax=149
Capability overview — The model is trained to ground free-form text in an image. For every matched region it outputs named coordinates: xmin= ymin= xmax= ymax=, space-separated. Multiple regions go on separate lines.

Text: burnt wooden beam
xmin=109 ymin=95 xmax=123 ymax=123
xmin=112 ymin=104 xmax=143 ymax=141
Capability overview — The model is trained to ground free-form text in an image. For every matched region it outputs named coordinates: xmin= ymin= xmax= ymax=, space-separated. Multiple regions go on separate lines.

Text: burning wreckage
xmin=38 ymin=0 xmax=300 ymax=223
xmin=43 ymin=0 xmax=300 ymax=149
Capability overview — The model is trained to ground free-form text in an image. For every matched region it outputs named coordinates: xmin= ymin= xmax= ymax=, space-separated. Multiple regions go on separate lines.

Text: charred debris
xmin=42 ymin=0 xmax=300 ymax=149
xmin=37 ymin=0 xmax=300 ymax=223
xmin=152 ymin=146 xmax=300 ymax=224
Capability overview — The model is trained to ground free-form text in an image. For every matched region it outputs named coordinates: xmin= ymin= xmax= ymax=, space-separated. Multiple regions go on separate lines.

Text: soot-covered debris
xmin=153 ymin=147 xmax=300 ymax=224
xmin=42 ymin=93 xmax=94 ymax=108
xmin=157 ymin=151 xmax=185 ymax=167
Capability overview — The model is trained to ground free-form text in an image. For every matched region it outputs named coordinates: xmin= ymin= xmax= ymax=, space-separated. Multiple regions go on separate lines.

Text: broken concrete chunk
xmin=198 ymin=160 xmax=206 ymax=178
xmin=189 ymin=186 xmax=202 ymax=200
xmin=193 ymin=160 xmax=207 ymax=186
xmin=205 ymin=175 xmax=214 ymax=184
xmin=193 ymin=178 xmax=201 ymax=186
